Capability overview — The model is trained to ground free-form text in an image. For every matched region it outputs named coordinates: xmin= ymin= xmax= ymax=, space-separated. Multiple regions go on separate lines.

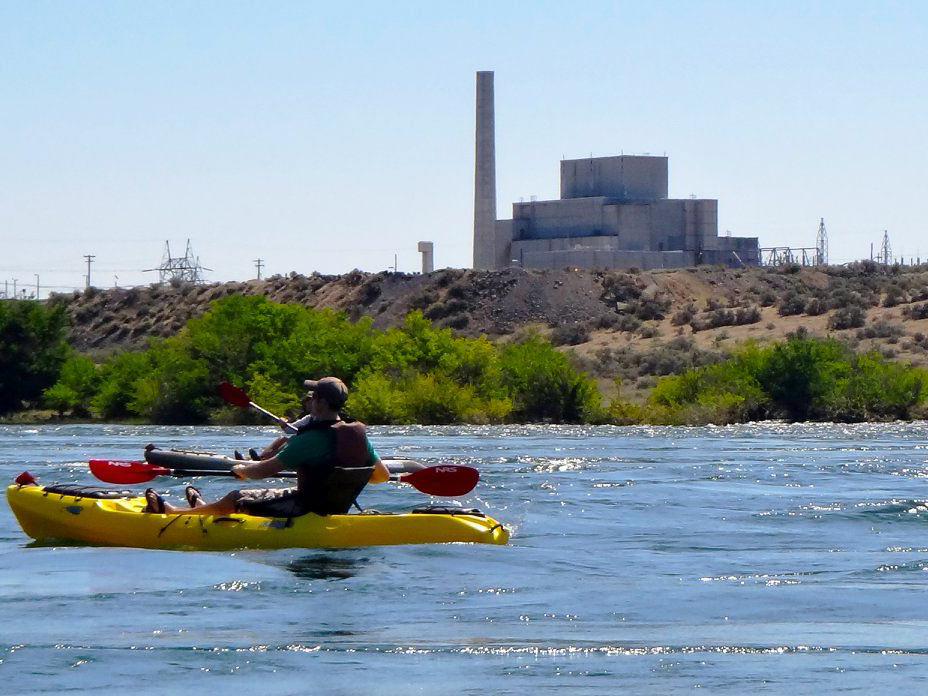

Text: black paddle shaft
xmin=168 ymin=469 xmax=296 ymax=479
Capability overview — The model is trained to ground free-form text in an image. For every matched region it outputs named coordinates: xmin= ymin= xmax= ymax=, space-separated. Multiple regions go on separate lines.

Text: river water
xmin=2 ymin=423 xmax=928 ymax=693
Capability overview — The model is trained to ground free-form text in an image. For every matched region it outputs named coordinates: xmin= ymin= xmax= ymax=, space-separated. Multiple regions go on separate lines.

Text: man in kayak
xmin=144 ymin=377 xmax=390 ymax=516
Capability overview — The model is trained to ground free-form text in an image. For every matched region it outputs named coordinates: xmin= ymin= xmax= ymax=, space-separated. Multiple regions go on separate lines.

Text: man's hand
xmin=232 ymin=457 xmax=286 ymax=480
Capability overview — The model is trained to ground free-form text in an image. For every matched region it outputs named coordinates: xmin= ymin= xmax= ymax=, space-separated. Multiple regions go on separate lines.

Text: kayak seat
xmin=305 ymin=465 xmax=375 ymax=516
xmin=43 ymin=484 xmax=136 ymax=499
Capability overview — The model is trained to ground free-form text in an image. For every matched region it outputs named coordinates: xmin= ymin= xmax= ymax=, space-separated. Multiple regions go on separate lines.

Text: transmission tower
xmin=880 ymin=230 xmax=892 ymax=266
xmin=815 ymin=218 xmax=828 ymax=266
xmin=144 ymin=240 xmax=212 ymax=285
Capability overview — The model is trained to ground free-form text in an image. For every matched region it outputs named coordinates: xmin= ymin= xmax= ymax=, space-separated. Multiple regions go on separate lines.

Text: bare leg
xmin=161 ymin=491 xmax=240 ymax=516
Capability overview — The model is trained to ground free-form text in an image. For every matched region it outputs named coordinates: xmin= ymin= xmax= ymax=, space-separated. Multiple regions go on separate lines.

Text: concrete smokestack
xmin=473 ymin=71 xmax=497 ymax=270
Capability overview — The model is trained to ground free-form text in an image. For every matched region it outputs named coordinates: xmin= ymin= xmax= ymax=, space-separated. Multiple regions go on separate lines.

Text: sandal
xmin=144 ymin=487 xmax=165 ymax=513
xmin=185 ymin=485 xmax=202 ymax=508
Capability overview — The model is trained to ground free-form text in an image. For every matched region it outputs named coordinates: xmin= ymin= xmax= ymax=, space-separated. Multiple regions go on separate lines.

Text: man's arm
xmin=232 ymin=456 xmax=287 ymax=480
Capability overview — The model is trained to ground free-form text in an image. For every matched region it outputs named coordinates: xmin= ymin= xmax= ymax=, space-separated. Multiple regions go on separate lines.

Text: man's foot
xmin=234 ymin=450 xmax=245 ymax=460
xmin=144 ymin=488 xmax=165 ymax=513
xmin=185 ymin=485 xmax=203 ymax=508
xmin=248 ymin=448 xmax=260 ymax=461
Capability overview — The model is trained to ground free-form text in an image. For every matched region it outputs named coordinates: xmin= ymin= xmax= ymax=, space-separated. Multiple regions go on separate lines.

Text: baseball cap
xmin=303 ymin=376 xmax=349 ymax=409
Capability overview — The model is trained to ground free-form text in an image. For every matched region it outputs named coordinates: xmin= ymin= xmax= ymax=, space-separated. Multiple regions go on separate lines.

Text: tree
xmin=42 ymin=355 xmax=100 ymax=416
xmin=0 ymin=300 xmax=70 ymax=414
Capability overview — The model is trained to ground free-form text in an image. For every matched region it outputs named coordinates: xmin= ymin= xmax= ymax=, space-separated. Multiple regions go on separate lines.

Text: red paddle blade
xmin=89 ymin=459 xmax=167 ymax=484
xmin=402 ymin=465 xmax=479 ymax=497
xmin=219 ymin=382 xmax=252 ymax=408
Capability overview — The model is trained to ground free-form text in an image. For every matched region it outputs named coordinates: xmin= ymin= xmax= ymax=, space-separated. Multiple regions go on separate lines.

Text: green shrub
xmin=777 ymin=292 xmax=807 ymax=317
xmin=629 ymin=296 xmax=670 ymax=321
xmin=349 ymin=372 xmax=411 ymax=424
xmin=903 ymin=303 xmax=928 ymax=320
xmin=42 ymin=355 xmax=100 ymax=416
xmin=828 ymin=306 xmax=866 ymax=330
xmin=91 ymin=352 xmax=152 ymax=420
xmin=500 ymin=333 xmax=602 ymax=422
xmin=671 ymin=303 xmax=696 ymax=326
xmin=550 ymin=323 xmax=591 ymax=346
xmin=615 ymin=314 xmax=642 ymax=332
xmin=600 ymin=273 xmax=641 ymax=305
xmin=691 ymin=306 xmax=761 ymax=332
xmin=17 ymin=295 xmax=606 ymax=425
xmin=0 ymin=300 xmax=70 ymax=414
xmin=128 ymin=341 xmax=212 ymax=424
xmin=425 ymin=298 xmax=468 ymax=320
xmin=883 ymin=285 xmax=906 ymax=308
xmin=856 ymin=319 xmax=903 ymax=340
xmin=649 ymin=335 xmax=928 ymax=423
xmin=804 ymin=297 xmax=827 ymax=316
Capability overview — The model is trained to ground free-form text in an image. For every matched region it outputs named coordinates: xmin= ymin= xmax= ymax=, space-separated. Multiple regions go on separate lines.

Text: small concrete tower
xmin=473 ymin=70 xmax=497 ymax=270
xmin=418 ymin=241 xmax=434 ymax=274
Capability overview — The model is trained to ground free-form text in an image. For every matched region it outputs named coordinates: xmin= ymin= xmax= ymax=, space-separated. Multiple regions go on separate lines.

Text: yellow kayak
xmin=6 ymin=483 xmax=510 ymax=551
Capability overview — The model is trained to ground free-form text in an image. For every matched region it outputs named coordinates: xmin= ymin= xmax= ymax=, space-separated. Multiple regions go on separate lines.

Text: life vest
xmin=294 ymin=418 xmax=374 ymax=515
xmin=295 ymin=417 xmax=371 ymax=466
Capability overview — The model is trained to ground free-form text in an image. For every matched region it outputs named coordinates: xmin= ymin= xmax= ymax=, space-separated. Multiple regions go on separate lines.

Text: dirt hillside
xmin=52 ymin=264 xmax=928 ymax=399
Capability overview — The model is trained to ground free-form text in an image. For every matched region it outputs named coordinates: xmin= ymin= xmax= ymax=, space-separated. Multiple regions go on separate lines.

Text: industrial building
xmin=473 ymin=71 xmax=759 ymax=271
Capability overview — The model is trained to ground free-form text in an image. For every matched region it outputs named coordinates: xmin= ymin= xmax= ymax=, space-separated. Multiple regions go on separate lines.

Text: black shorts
xmin=234 ymin=487 xmax=308 ymax=517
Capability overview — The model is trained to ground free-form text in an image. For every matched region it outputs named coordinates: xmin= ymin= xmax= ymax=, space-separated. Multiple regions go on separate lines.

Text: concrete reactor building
xmin=473 ymin=71 xmax=759 ymax=271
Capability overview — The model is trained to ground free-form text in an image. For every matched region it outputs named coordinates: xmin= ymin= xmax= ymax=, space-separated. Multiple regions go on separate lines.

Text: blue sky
xmin=1 ymin=1 xmax=926 ymax=295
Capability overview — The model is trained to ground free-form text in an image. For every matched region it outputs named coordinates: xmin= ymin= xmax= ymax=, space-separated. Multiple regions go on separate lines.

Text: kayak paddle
xmin=88 ymin=459 xmax=479 ymax=496
xmin=88 ymin=459 xmax=279 ymax=484
xmin=218 ymin=382 xmax=298 ymax=433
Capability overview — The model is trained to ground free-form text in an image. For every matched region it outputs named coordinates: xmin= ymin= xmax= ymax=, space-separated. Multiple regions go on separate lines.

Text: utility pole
xmin=84 ymin=254 xmax=95 ymax=288
xmin=34 ymin=274 xmax=40 ymax=300
xmin=13 ymin=279 xmax=17 ymax=297
xmin=254 ymin=258 xmax=264 ymax=280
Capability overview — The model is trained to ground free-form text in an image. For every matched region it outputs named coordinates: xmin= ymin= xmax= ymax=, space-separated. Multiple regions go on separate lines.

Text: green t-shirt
xmin=276 ymin=427 xmax=379 ymax=471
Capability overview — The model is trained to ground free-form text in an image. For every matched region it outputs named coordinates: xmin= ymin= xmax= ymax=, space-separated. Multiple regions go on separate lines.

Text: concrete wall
xmin=511 ymin=239 xmax=694 ymax=270
xmin=512 ymin=197 xmax=611 ymax=239
xmin=561 ymin=156 xmax=668 ymax=201
xmin=649 ymin=200 xmax=687 ymax=251
xmin=508 ymin=195 xmax=727 ymax=256
xmin=511 ymin=235 xmax=619 ymax=256
xmin=701 ymin=235 xmax=760 ymax=265
xmin=613 ymin=203 xmax=651 ymax=250
xmin=494 ymin=219 xmax=516 ymax=268
xmin=695 ymin=200 xmax=718 ymax=244
xmin=701 ymin=246 xmax=759 ymax=267
xmin=506 ymin=229 xmax=759 ymax=270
